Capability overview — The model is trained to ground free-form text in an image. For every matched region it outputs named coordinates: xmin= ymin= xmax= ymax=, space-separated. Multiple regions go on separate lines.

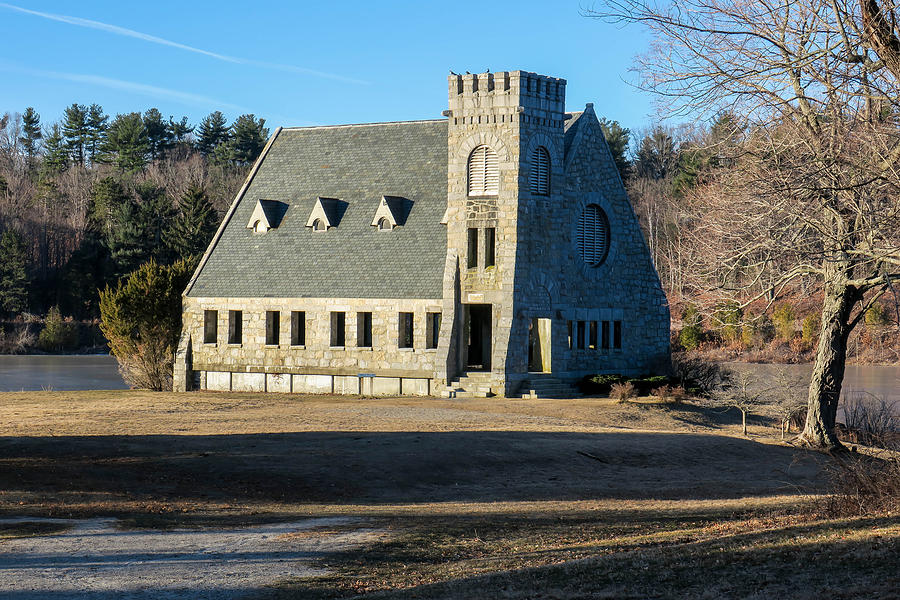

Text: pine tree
xmin=101 ymin=113 xmax=149 ymax=172
xmin=134 ymin=181 xmax=175 ymax=261
xmin=89 ymin=176 xmax=130 ymax=234
xmin=598 ymin=118 xmax=632 ymax=182
xmin=42 ymin=123 xmax=69 ymax=174
xmin=62 ymin=103 xmax=89 ymax=166
xmin=19 ymin=107 xmax=42 ymax=171
xmin=0 ymin=229 xmax=28 ymax=316
xmin=143 ymin=108 xmax=173 ymax=160
xmin=215 ymin=114 xmax=268 ymax=165
xmin=195 ymin=111 xmax=229 ymax=156
xmin=86 ymin=104 xmax=109 ymax=164
xmin=106 ymin=199 xmax=152 ymax=279
xmin=164 ymin=184 xmax=218 ymax=260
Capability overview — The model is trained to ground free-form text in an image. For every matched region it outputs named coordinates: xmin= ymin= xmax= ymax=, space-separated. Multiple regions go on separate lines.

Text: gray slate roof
xmin=187 ymin=120 xmax=449 ymax=299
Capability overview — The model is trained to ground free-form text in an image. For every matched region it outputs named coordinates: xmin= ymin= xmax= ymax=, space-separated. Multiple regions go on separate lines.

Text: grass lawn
xmin=0 ymin=390 xmax=896 ymax=598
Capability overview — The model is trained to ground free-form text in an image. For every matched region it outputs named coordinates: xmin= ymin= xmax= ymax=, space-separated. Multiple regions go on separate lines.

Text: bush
xmin=99 ymin=257 xmax=197 ymax=390
xmin=822 ymin=452 xmax=900 ymax=516
xmin=610 ymin=381 xmax=636 ymax=403
xmin=772 ymin=303 xmax=796 ymax=340
xmin=678 ymin=304 xmax=704 ymax=350
xmin=37 ymin=306 xmax=79 ymax=352
xmin=628 ymin=375 xmax=673 ymax=395
xmin=801 ymin=313 xmax=819 ymax=343
xmin=671 ymin=352 xmax=733 ymax=396
xmin=840 ymin=392 xmax=898 ymax=448
xmin=651 ymin=384 xmax=685 ymax=403
xmin=711 ymin=300 xmax=742 ymax=343
xmin=741 ymin=311 xmax=776 ymax=348
xmin=579 ymin=373 xmax=627 ymax=394
xmin=865 ymin=303 xmax=890 ymax=328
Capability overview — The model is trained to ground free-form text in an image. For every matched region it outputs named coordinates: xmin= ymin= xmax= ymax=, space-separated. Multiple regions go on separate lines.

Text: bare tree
xmin=589 ymin=0 xmax=900 ymax=450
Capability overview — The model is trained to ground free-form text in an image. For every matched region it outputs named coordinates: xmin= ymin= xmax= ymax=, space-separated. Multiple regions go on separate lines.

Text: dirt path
xmin=0 ymin=517 xmax=381 ymax=599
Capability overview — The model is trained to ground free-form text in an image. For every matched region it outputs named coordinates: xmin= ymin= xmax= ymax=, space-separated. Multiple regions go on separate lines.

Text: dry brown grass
xmin=0 ymin=390 xmax=895 ymax=599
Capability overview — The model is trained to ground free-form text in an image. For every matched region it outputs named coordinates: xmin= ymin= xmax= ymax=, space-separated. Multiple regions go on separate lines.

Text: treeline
xmin=0 ymin=105 xmax=266 ymax=334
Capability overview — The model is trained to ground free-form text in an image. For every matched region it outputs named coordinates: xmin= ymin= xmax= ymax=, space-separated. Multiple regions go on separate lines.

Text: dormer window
xmin=467 ymin=145 xmax=499 ymax=196
xmin=246 ymin=199 xmax=288 ymax=234
xmin=377 ymin=217 xmax=393 ymax=231
xmin=306 ymin=197 xmax=346 ymax=231
xmin=371 ymin=195 xmax=410 ymax=230
xmin=312 ymin=218 xmax=327 ymax=232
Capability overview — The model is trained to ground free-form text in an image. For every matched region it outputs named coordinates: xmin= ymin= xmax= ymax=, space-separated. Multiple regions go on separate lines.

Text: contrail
xmin=0 ymin=3 xmax=369 ymax=85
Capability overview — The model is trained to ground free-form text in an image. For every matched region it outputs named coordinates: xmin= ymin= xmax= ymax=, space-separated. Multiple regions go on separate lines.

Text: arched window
xmin=377 ymin=217 xmax=393 ymax=231
xmin=577 ymin=204 xmax=611 ymax=266
xmin=252 ymin=220 xmax=265 ymax=233
xmin=467 ymin=145 xmax=499 ymax=196
xmin=529 ymin=146 xmax=550 ymax=195
xmin=312 ymin=218 xmax=327 ymax=232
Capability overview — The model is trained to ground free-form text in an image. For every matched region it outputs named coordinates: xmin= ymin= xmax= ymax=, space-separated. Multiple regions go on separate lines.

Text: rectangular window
xmin=228 ymin=310 xmax=242 ymax=344
xmin=330 ymin=311 xmax=345 ymax=347
xmin=589 ymin=321 xmax=598 ymax=350
xmin=485 ymin=228 xmax=495 ymax=267
xmin=577 ymin=320 xmax=586 ymax=350
xmin=357 ymin=312 xmax=372 ymax=348
xmin=399 ymin=312 xmax=414 ymax=349
xmin=290 ymin=311 xmax=305 ymax=346
xmin=567 ymin=321 xmax=573 ymax=350
xmin=602 ymin=321 xmax=610 ymax=349
xmin=467 ymin=227 xmax=478 ymax=269
xmin=614 ymin=320 xmax=622 ymax=349
xmin=426 ymin=312 xmax=441 ymax=349
xmin=265 ymin=311 xmax=280 ymax=346
xmin=203 ymin=310 xmax=217 ymax=344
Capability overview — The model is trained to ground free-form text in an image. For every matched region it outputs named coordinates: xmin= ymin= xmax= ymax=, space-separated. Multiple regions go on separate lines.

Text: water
xmin=0 ymin=355 xmax=128 ymax=392
xmin=727 ymin=362 xmax=900 ymax=404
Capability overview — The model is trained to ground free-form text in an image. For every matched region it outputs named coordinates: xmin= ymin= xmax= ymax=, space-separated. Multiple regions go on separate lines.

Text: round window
xmin=577 ymin=204 xmax=610 ymax=266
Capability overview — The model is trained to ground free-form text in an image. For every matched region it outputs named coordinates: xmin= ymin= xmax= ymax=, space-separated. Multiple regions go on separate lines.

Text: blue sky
xmin=0 ymin=1 xmax=658 ymax=134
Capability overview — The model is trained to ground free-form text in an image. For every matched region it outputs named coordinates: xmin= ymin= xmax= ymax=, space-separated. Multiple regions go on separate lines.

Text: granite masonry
xmin=174 ymin=70 xmax=670 ymax=397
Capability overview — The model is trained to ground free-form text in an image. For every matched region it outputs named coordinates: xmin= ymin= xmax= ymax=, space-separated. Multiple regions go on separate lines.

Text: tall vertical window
xmin=203 ymin=310 xmax=217 ymax=344
xmin=467 ymin=228 xmax=478 ymax=269
xmin=614 ymin=320 xmax=623 ymax=349
xmin=291 ymin=311 xmax=306 ymax=346
xmin=577 ymin=204 xmax=611 ymax=267
xmin=485 ymin=228 xmax=496 ymax=267
xmin=426 ymin=312 xmax=441 ymax=349
xmin=228 ymin=310 xmax=242 ymax=344
xmin=567 ymin=321 xmax=574 ymax=350
xmin=577 ymin=321 xmax=586 ymax=350
xmin=357 ymin=312 xmax=372 ymax=348
xmin=330 ymin=312 xmax=345 ymax=347
xmin=589 ymin=321 xmax=598 ymax=350
xmin=265 ymin=310 xmax=280 ymax=346
xmin=529 ymin=146 xmax=550 ymax=195
xmin=602 ymin=321 xmax=610 ymax=349
xmin=467 ymin=145 xmax=499 ymax=196
xmin=399 ymin=312 xmax=414 ymax=349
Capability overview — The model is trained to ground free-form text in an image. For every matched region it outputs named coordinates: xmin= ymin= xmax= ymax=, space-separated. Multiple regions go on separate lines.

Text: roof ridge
xmin=282 ymin=119 xmax=446 ymax=131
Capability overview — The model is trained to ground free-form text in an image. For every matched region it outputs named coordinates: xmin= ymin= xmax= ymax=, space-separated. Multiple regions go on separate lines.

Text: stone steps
xmin=519 ymin=376 xmax=580 ymax=399
xmin=441 ymin=372 xmax=495 ymax=398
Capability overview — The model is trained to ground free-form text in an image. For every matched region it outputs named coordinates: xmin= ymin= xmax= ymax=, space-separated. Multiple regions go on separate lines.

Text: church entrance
xmin=464 ymin=304 xmax=492 ymax=371
xmin=528 ymin=317 xmax=552 ymax=373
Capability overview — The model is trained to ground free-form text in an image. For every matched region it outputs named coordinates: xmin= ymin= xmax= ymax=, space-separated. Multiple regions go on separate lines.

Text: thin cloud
xmin=0 ymin=62 xmax=247 ymax=112
xmin=0 ymin=2 xmax=369 ymax=85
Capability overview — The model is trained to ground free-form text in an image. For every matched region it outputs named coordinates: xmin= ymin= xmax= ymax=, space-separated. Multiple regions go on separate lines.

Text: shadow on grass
xmin=0 ymin=430 xmax=825 ymax=517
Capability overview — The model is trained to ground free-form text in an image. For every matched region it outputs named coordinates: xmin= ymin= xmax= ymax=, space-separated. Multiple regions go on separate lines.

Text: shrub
xmin=711 ymin=300 xmax=742 ymax=344
xmin=865 ymin=303 xmax=890 ymax=328
xmin=801 ymin=313 xmax=819 ymax=343
xmin=628 ymin=375 xmax=673 ymax=395
xmin=37 ymin=306 xmax=79 ymax=352
xmin=840 ymin=392 xmax=898 ymax=448
xmin=822 ymin=452 xmax=900 ymax=516
xmin=579 ymin=373 xmax=627 ymax=395
xmin=678 ymin=304 xmax=704 ymax=350
xmin=671 ymin=352 xmax=733 ymax=396
xmin=741 ymin=311 xmax=776 ymax=348
xmin=610 ymin=381 xmax=636 ymax=403
xmin=651 ymin=384 xmax=684 ymax=403
xmin=772 ymin=303 xmax=796 ymax=340
xmin=99 ymin=257 xmax=197 ymax=390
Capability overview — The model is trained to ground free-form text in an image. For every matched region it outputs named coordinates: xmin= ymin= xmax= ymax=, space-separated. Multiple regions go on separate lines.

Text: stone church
xmin=173 ymin=70 xmax=670 ymax=397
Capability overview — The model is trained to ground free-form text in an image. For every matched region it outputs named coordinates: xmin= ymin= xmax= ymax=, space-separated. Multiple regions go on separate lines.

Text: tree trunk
xmin=800 ymin=281 xmax=861 ymax=450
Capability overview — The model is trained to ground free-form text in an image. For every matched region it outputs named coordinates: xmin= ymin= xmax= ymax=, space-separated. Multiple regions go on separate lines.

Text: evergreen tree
xmin=19 ymin=107 xmax=42 ymax=171
xmin=106 ymin=199 xmax=152 ymax=278
xmin=164 ymin=184 xmax=218 ymax=259
xmin=86 ymin=104 xmax=109 ymax=164
xmin=168 ymin=116 xmax=194 ymax=145
xmin=635 ymin=127 xmax=678 ymax=180
xmin=215 ymin=114 xmax=268 ymax=165
xmin=143 ymin=108 xmax=173 ymax=160
xmin=0 ymin=229 xmax=28 ymax=316
xmin=42 ymin=123 xmax=69 ymax=174
xmin=195 ymin=111 xmax=229 ymax=156
xmin=60 ymin=233 xmax=110 ymax=318
xmin=101 ymin=112 xmax=149 ymax=172
xmin=89 ymin=176 xmax=130 ymax=234
xmin=598 ymin=118 xmax=632 ymax=182
xmin=134 ymin=181 xmax=175 ymax=261
xmin=62 ymin=103 xmax=89 ymax=166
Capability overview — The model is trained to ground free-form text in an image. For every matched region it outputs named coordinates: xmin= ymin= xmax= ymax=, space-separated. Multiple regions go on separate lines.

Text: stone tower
xmin=440 ymin=71 xmax=567 ymax=395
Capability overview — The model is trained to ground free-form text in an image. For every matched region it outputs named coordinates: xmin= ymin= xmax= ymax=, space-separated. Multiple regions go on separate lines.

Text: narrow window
xmin=377 ymin=217 xmax=392 ymax=231
xmin=357 ymin=312 xmax=372 ymax=348
xmin=291 ymin=311 xmax=306 ymax=346
xmin=529 ymin=146 xmax=550 ymax=195
xmin=485 ymin=227 xmax=495 ymax=268
xmin=577 ymin=321 xmax=586 ymax=350
xmin=467 ymin=145 xmax=499 ymax=196
xmin=589 ymin=321 xmax=598 ymax=350
xmin=567 ymin=321 xmax=573 ymax=350
xmin=330 ymin=312 xmax=345 ymax=347
xmin=399 ymin=312 xmax=414 ymax=349
xmin=426 ymin=312 xmax=441 ymax=349
xmin=602 ymin=321 xmax=610 ymax=349
xmin=467 ymin=227 xmax=478 ymax=269
xmin=228 ymin=310 xmax=242 ymax=344
xmin=614 ymin=320 xmax=623 ymax=349
xmin=266 ymin=310 xmax=280 ymax=346
xmin=203 ymin=310 xmax=217 ymax=344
